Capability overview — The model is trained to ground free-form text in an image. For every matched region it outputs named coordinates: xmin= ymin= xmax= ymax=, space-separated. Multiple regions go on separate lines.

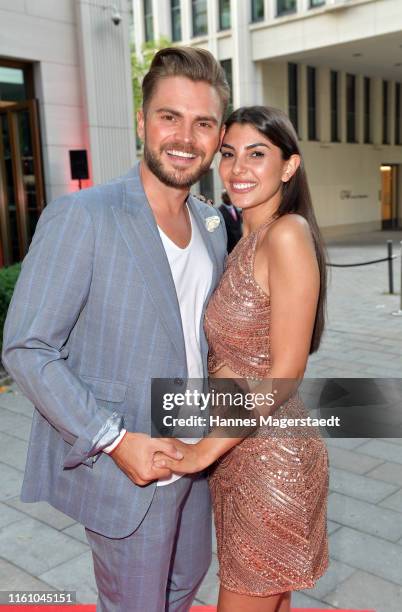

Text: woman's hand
xmin=153 ymin=439 xmax=214 ymax=474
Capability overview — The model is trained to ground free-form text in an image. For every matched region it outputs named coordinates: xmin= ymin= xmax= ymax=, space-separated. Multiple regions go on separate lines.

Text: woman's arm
xmin=153 ymin=214 xmax=321 ymax=472
xmin=264 ymin=213 xmax=320 ymax=379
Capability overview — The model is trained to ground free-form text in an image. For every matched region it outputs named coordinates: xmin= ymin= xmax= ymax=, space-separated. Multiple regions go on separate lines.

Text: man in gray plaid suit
xmin=2 ymin=47 xmax=229 ymax=611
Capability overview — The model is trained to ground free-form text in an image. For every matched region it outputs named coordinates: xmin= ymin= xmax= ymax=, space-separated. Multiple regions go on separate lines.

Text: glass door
xmin=380 ymin=164 xmax=398 ymax=230
xmin=0 ymin=100 xmax=44 ymax=266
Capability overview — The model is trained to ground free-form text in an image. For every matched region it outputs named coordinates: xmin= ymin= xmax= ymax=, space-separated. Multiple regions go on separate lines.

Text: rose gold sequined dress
xmin=204 ymin=218 xmax=329 ymax=596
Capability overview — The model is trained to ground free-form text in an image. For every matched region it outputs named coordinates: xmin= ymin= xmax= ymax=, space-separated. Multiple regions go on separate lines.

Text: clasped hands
xmin=110 ymin=432 xmax=210 ymax=487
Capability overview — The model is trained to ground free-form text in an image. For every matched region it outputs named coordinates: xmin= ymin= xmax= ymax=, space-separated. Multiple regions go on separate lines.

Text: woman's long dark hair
xmin=225 ymin=106 xmax=326 ymax=353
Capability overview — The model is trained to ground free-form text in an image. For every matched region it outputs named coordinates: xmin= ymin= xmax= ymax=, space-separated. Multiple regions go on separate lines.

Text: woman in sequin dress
xmin=154 ymin=106 xmax=329 ymax=612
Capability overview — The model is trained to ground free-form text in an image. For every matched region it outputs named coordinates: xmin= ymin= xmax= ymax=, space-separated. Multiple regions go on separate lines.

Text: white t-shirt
xmin=157 ymin=205 xmax=213 ymax=486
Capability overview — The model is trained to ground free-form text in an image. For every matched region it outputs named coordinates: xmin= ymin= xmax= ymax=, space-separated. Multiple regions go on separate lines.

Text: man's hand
xmin=153 ymin=439 xmax=214 ymax=474
xmin=110 ymin=432 xmax=184 ymax=486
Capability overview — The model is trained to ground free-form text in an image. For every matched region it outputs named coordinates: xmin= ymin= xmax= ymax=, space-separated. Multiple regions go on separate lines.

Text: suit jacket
xmin=218 ymin=204 xmax=242 ymax=253
xmin=2 ymin=163 xmax=227 ymax=538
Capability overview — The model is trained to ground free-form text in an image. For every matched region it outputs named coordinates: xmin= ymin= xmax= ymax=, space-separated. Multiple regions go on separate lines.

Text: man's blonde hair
xmin=142 ymin=46 xmax=230 ymax=119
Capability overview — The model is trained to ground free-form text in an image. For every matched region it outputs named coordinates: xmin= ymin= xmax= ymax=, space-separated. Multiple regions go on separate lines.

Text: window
xmin=251 ymin=0 xmax=264 ymax=22
xmin=0 ymin=60 xmax=33 ymax=103
xmin=364 ymin=77 xmax=371 ymax=144
xmin=346 ymin=74 xmax=356 ymax=143
xmin=0 ymin=66 xmax=27 ymax=101
xmin=219 ymin=0 xmax=231 ymax=30
xmin=143 ymin=0 xmax=153 ymax=42
xmin=220 ymin=59 xmax=233 ymax=117
xmin=307 ymin=66 xmax=317 ymax=140
xmin=383 ymin=80 xmax=389 ymax=145
xmin=288 ymin=63 xmax=298 ymax=135
xmin=170 ymin=0 xmax=182 ymax=42
xmin=330 ymin=70 xmax=339 ymax=142
xmin=396 ymin=83 xmax=401 ymax=145
xmin=192 ymin=0 xmax=208 ymax=36
xmin=310 ymin=0 xmax=325 ymax=6
xmin=277 ymin=0 xmax=297 ymax=17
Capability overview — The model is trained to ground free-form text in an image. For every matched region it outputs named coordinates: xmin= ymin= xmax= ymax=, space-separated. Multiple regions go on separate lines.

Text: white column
xmin=297 ymin=0 xmax=305 ymax=13
xmin=181 ymin=0 xmax=192 ymax=42
xmin=254 ymin=61 xmax=264 ymax=106
xmin=267 ymin=0 xmax=276 ymax=19
xmin=371 ymin=77 xmax=382 ymax=146
xmin=207 ymin=0 xmax=218 ymax=57
xmin=262 ymin=61 xmax=287 ymax=109
xmin=152 ymin=0 xmax=170 ymax=39
xmin=232 ymin=0 xmax=262 ymax=106
xmin=133 ymin=0 xmax=145 ymax=58
xmin=209 ymin=0 xmax=221 ymax=209
xmin=76 ymin=0 xmax=136 ymax=184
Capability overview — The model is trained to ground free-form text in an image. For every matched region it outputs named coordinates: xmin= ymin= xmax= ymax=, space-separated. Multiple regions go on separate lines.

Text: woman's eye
xmin=220 ymin=151 xmax=233 ymax=158
xmin=251 ymin=151 xmax=264 ymax=158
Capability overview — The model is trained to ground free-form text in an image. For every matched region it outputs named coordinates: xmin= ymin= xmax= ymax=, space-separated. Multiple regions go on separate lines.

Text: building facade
xmin=134 ymin=0 xmax=402 ymax=236
xmin=0 ymin=0 xmax=135 ymax=267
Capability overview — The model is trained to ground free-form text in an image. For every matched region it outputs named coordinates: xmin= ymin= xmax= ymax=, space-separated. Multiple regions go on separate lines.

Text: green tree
xmin=131 ymin=37 xmax=172 ymax=114
xmin=0 ymin=263 xmax=21 ymax=356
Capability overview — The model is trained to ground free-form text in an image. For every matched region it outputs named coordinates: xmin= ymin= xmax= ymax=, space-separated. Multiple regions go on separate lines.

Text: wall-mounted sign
xmin=340 ymin=190 xmax=369 ymax=200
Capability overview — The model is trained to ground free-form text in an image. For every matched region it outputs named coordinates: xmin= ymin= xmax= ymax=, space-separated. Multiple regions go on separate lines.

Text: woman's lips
xmin=229 ymin=181 xmax=257 ymax=194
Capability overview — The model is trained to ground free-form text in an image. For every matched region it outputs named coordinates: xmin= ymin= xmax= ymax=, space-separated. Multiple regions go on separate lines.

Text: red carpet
xmin=0 ymin=606 xmax=376 ymax=611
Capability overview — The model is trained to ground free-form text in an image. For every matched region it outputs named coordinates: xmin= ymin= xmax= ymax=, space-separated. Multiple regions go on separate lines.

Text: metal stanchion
xmin=392 ymin=241 xmax=402 ymax=317
xmin=387 ymin=240 xmax=394 ymax=294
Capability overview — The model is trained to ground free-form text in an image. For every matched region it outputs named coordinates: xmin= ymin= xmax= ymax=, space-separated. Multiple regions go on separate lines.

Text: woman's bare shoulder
xmin=264 ymin=213 xmax=312 ymax=252
xmin=272 ymin=213 xmax=309 ymax=233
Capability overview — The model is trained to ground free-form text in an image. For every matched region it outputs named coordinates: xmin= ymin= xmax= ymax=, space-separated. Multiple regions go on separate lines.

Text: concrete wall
xmin=133 ymin=0 xmax=402 ymax=234
xmin=261 ymin=60 xmax=402 ymax=232
xmin=0 ymin=0 xmax=135 ymax=203
xmin=75 ymin=0 xmax=135 ymax=191
xmin=252 ymin=0 xmax=402 ymax=61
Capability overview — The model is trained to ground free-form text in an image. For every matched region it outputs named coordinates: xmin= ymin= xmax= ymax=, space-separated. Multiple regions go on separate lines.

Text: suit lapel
xmin=112 ymin=164 xmax=186 ymax=360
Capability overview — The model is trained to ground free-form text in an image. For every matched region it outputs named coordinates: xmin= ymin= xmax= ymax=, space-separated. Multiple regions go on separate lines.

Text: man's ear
xmin=137 ymin=109 xmax=145 ymax=142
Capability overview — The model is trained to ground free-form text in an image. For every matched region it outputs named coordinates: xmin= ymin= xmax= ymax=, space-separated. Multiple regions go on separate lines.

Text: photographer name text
xmin=162 ymin=415 xmax=341 ymax=429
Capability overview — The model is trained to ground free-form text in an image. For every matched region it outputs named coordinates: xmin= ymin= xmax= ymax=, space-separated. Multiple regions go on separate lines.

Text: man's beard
xmin=143 ymin=143 xmax=211 ymax=188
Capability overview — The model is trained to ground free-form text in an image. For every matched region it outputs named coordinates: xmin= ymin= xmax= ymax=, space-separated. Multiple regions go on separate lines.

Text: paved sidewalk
xmin=1 ymin=229 xmax=401 ymax=610
xmin=306 ymin=229 xmax=402 ymax=378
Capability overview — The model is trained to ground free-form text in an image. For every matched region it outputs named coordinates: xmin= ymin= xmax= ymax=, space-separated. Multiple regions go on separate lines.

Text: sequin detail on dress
xmin=205 ymin=221 xmax=271 ymax=378
xmin=204 ymin=217 xmax=329 ymax=596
